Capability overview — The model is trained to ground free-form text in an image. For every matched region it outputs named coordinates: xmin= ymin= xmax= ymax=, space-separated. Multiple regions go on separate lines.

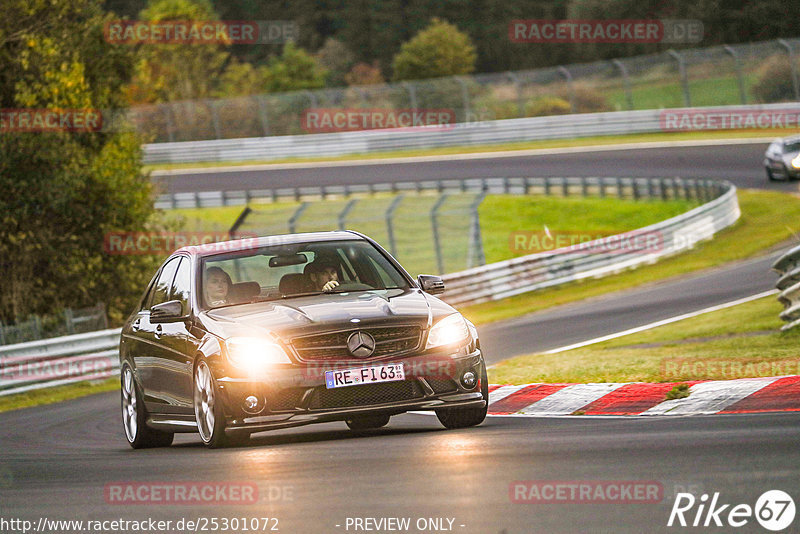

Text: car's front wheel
xmin=435 ymin=364 xmax=489 ymax=429
xmin=194 ymin=360 xmax=234 ymax=448
xmin=346 ymin=414 xmax=391 ymax=430
xmin=121 ymin=364 xmax=174 ymax=449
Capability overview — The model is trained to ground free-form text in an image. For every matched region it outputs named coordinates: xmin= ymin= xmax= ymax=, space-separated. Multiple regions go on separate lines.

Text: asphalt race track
xmin=2 ymin=140 xmax=799 ymax=533
xmin=1 ymin=393 xmax=798 ymax=533
xmin=154 ymin=141 xmax=799 ymax=194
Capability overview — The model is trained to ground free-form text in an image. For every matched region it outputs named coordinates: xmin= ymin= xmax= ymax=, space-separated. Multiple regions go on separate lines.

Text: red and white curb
xmin=486 ymin=375 xmax=800 ymax=416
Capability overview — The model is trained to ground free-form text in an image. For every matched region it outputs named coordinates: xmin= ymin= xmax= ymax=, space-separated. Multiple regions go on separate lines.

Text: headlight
xmin=224 ymin=337 xmax=292 ymax=375
xmin=792 ymin=156 xmax=800 ymax=169
xmin=425 ymin=314 xmax=470 ymax=350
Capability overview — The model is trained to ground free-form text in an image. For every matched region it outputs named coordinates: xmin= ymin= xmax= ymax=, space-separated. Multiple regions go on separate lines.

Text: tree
xmin=391 ymin=18 xmax=476 ymax=81
xmin=316 ymin=38 xmax=356 ymax=87
xmin=0 ymin=0 xmax=160 ymax=324
xmin=125 ymin=0 xmax=230 ymax=104
xmin=263 ymin=41 xmax=328 ymax=93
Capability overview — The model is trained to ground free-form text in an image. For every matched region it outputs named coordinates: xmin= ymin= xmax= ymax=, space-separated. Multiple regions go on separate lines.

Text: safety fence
xmin=0 ymin=303 xmax=108 ymax=346
xmin=773 ymin=245 xmax=800 ymax=330
xmin=131 ymin=38 xmax=800 ymax=145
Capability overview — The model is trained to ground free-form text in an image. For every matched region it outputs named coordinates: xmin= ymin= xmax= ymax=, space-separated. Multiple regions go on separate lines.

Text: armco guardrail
xmin=143 ymin=103 xmax=790 ymax=165
xmin=440 ymin=179 xmax=739 ymax=307
xmin=773 ymin=245 xmax=800 ymax=330
xmin=1 ymin=177 xmax=738 ymax=396
xmin=0 ymin=328 xmax=121 ymax=397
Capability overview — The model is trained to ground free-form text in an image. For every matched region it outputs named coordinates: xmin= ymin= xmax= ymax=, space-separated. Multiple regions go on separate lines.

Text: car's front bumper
xmin=217 ymin=349 xmax=486 ymax=433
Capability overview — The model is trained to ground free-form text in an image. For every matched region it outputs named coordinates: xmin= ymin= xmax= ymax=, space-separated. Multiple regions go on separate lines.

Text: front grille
xmin=291 ymin=325 xmax=421 ymax=361
xmin=270 ymin=387 xmax=308 ymax=411
xmin=425 ymin=377 xmax=458 ymax=394
xmin=308 ymin=380 xmax=424 ymax=410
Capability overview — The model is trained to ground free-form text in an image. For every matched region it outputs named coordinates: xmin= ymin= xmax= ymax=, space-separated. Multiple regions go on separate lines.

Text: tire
xmin=435 ymin=364 xmax=489 ymax=429
xmin=766 ymin=167 xmax=776 ymax=181
xmin=193 ymin=360 xmax=234 ymax=448
xmin=121 ymin=364 xmax=174 ymax=449
xmin=345 ymin=414 xmax=391 ymax=430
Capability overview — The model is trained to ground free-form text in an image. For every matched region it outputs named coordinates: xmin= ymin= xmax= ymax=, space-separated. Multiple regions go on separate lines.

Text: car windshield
xmin=199 ymin=239 xmax=409 ymax=309
xmin=783 ymin=141 xmax=800 ymax=153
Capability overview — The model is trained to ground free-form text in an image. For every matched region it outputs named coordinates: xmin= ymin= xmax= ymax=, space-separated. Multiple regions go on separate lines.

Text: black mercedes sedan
xmin=119 ymin=231 xmax=488 ymax=448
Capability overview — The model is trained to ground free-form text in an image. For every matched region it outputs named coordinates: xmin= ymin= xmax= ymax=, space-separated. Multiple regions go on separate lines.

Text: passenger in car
xmin=204 ymin=266 xmax=233 ymax=306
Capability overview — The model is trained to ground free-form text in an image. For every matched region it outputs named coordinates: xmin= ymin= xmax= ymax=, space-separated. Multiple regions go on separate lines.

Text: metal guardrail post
xmin=544 ymin=177 xmax=551 ymax=196
xmin=561 ymin=177 xmax=568 ymax=197
xmin=612 ymin=59 xmax=634 ymax=110
xmin=778 ymin=39 xmax=800 ymax=101
xmin=581 ymin=176 xmax=588 ymax=197
xmin=558 ymin=66 xmax=576 ymax=113
xmin=209 ymin=100 xmax=221 ymax=139
xmin=385 ymin=194 xmax=404 ymax=256
xmin=455 ymin=76 xmax=471 ymax=120
xmin=724 ymin=45 xmax=748 ymax=105
xmin=773 ymin=244 xmax=800 ymax=330
xmin=228 ymin=206 xmax=253 ymax=238
xmin=430 ymin=194 xmax=448 ymax=275
xmin=616 ymin=177 xmax=624 ymax=199
xmin=255 ymin=95 xmax=270 ymax=136
xmin=163 ymin=105 xmax=175 ymax=143
xmin=288 ymin=202 xmax=308 ymax=233
xmin=505 ymin=71 xmax=524 ymax=118
xmin=466 ymin=192 xmax=487 ymax=268
xmin=668 ymin=50 xmax=691 ymax=107
xmin=402 ymin=82 xmax=418 ymax=110
xmin=338 ymin=198 xmax=358 ymax=230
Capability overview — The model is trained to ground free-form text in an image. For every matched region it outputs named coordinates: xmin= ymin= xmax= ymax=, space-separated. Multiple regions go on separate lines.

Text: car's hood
xmin=198 ymin=288 xmax=456 ymax=341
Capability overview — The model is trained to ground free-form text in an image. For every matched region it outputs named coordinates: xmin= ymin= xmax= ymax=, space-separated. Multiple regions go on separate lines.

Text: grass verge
xmin=489 ymin=295 xmax=800 ymax=385
xmin=461 ymin=189 xmax=800 ymax=326
xmin=0 ymin=378 xmax=118 ymax=414
xmin=143 ymin=129 xmax=784 ymax=172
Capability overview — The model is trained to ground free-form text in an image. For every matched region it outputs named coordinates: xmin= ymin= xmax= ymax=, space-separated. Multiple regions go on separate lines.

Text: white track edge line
xmin=543 ymin=289 xmax=779 ymax=354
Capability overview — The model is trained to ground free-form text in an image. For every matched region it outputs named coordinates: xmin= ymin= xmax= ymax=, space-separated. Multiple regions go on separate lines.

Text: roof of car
xmin=177 ymin=230 xmax=365 ymax=257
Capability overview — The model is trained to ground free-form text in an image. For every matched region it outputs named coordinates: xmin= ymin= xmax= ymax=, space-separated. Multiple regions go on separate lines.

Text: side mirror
xmin=417 ymin=274 xmax=445 ymax=295
xmin=150 ymin=300 xmax=187 ymax=323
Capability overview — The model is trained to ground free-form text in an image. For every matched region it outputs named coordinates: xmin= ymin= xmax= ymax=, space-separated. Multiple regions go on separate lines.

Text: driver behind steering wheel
xmin=306 ymin=257 xmax=340 ymax=292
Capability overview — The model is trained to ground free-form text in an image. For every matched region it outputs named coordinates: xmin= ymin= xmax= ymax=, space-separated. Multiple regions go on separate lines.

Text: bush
xmin=566 ymin=83 xmax=611 ymax=113
xmin=752 ymin=55 xmax=797 ymax=103
xmin=525 ymin=97 xmax=571 ymax=116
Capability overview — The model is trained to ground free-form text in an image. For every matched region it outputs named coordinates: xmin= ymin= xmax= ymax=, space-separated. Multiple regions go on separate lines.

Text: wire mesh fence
xmin=0 ymin=303 xmax=108 ymax=346
xmin=126 ymin=38 xmax=800 ymax=143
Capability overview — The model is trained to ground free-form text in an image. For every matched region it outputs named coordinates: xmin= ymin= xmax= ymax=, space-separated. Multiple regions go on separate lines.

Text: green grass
xmin=489 ymin=295 xmax=800 ymax=384
xmin=0 ymin=378 xmax=118 ymax=414
xmin=461 ymin=190 xmax=800 ymax=326
xmin=143 ymin=129 xmax=791 ymax=172
xmin=171 ymin=193 xmax=697 ymax=277
xmin=607 ymin=75 xmax=759 ymax=110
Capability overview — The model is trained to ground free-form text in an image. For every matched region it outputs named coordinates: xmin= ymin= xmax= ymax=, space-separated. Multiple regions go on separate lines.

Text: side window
xmin=169 ymin=257 xmax=192 ymax=314
xmin=149 ymin=257 xmax=181 ymax=309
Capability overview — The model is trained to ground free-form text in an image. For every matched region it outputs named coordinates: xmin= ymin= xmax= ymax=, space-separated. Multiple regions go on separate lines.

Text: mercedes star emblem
xmin=347 ymin=331 xmax=376 ymax=358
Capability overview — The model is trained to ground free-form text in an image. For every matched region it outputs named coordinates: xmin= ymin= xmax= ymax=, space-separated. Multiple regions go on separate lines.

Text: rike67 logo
xmin=668 ymin=490 xmax=795 ymax=531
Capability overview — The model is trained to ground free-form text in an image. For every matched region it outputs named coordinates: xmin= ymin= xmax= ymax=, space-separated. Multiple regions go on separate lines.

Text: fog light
xmin=461 ymin=371 xmax=477 ymax=389
xmin=243 ymin=395 xmax=260 ymax=413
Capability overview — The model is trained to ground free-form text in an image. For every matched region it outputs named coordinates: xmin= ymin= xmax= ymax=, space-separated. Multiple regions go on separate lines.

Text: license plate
xmin=325 ymin=363 xmax=405 ymax=389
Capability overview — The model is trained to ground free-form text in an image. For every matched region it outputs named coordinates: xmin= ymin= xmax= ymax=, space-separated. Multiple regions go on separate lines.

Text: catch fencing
xmin=773 ymin=245 xmax=800 ymax=330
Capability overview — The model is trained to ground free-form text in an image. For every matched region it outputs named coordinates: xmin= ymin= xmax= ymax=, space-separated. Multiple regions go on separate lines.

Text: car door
xmin=157 ymin=256 xmax=198 ymax=413
xmin=139 ymin=256 xmax=181 ymax=413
